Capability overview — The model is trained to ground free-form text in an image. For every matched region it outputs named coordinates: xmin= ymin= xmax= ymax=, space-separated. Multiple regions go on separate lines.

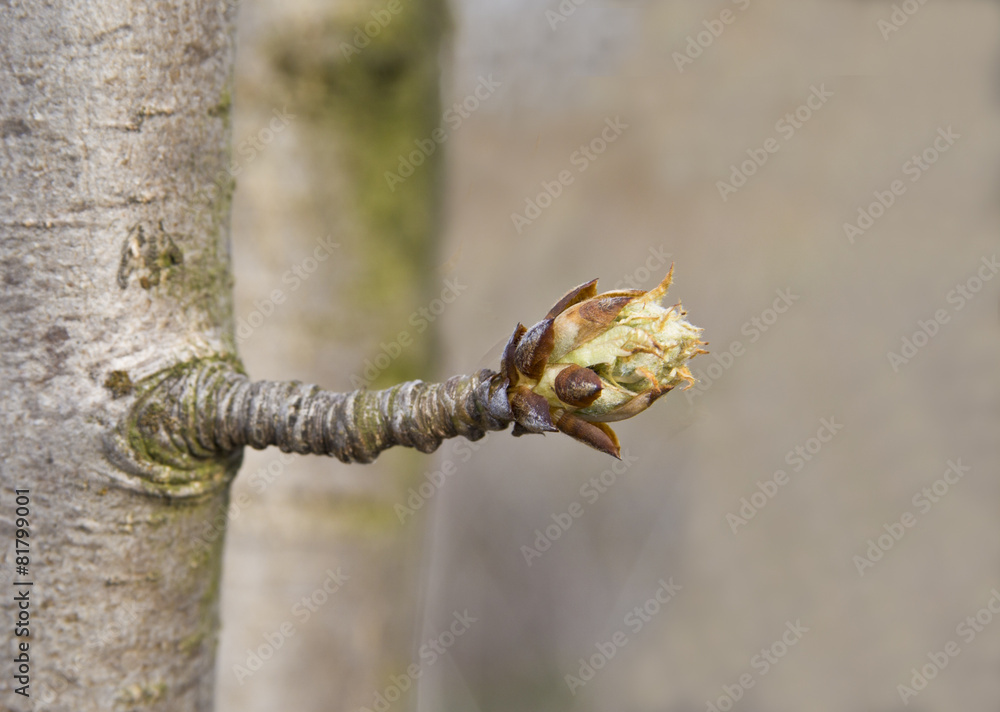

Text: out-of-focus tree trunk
xmin=216 ymin=0 xmax=450 ymax=710
xmin=1 ymin=1 xmax=239 ymax=711
xmin=0 ymin=0 xmax=452 ymax=709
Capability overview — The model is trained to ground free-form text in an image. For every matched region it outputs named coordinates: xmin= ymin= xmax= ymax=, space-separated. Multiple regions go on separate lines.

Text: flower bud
xmin=500 ymin=265 xmax=706 ymax=457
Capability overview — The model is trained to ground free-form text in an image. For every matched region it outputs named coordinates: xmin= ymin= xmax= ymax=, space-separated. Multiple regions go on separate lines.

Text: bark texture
xmin=108 ymin=362 xmax=511 ymax=468
xmin=1 ymin=2 xmax=239 ymax=710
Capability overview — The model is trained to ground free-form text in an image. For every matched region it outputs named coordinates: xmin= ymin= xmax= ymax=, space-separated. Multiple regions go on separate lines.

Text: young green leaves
xmin=500 ymin=266 xmax=706 ymax=458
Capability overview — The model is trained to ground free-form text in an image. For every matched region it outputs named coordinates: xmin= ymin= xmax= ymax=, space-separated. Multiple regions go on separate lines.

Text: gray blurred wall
xmin=219 ymin=1 xmax=1000 ymax=711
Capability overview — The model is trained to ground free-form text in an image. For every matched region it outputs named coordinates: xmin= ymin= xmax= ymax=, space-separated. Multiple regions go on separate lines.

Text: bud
xmin=499 ymin=265 xmax=706 ymax=457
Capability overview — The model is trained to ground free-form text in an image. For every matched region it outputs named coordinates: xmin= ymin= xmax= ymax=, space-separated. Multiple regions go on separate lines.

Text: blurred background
xmin=216 ymin=0 xmax=1000 ymax=710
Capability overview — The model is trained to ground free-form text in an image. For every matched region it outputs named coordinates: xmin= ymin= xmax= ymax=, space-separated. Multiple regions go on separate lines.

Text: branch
xmin=199 ymin=367 xmax=512 ymax=463
xmin=104 ymin=268 xmax=705 ymax=497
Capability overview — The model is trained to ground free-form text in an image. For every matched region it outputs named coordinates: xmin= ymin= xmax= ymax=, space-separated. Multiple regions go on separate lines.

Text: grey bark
xmin=107 ymin=363 xmax=511 ymax=468
xmin=1 ymin=2 xmax=239 ymax=710
xmin=1 ymin=1 xmax=481 ymax=709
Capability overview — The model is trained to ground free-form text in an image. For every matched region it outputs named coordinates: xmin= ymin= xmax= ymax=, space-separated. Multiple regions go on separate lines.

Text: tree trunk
xmin=215 ymin=2 xmax=455 ymax=709
xmin=1 ymin=2 xmax=240 ymax=710
xmin=1 ymin=2 xmax=691 ymax=710
xmin=1 ymin=1 xmax=458 ymax=710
